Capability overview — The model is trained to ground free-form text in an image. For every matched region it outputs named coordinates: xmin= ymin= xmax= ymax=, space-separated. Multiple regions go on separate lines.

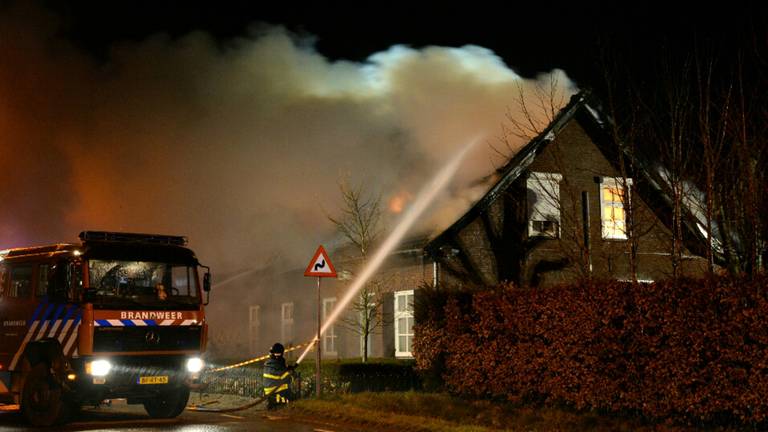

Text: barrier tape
xmin=207 ymin=342 xmax=309 ymax=372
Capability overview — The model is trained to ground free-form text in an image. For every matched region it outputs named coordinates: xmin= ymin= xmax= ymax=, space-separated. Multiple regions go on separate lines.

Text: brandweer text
xmin=120 ymin=311 xmax=185 ymax=320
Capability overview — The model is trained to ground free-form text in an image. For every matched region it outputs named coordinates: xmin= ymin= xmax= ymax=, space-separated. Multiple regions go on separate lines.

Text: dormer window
xmin=527 ymin=172 xmax=563 ymax=238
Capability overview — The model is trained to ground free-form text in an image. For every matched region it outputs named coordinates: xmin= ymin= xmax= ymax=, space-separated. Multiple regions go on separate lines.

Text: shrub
xmin=295 ymin=358 xmax=419 ymax=395
xmin=338 ymin=361 xmax=421 ymax=392
xmin=413 ymin=275 xmax=768 ymax=425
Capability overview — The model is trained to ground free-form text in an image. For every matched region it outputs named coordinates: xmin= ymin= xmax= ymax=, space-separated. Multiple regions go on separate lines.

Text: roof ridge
xmin=425 ymin=91 xmax=592 ymax=253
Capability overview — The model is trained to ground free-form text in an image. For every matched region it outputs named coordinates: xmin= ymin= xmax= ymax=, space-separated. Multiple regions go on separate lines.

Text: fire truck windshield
xmin=86 ymin=260 xmax=199 ymax=306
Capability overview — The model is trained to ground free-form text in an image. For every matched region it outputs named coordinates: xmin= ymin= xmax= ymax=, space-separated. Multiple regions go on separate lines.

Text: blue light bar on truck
xmin=79 ymin=231 xmax=188 ymax=246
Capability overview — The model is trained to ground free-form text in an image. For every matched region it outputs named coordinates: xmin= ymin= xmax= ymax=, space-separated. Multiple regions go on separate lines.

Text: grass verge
xmin=291 ymin=394 xmax=492 ymax=432
xmin=290 ymin=392 xmax=750 ymax=432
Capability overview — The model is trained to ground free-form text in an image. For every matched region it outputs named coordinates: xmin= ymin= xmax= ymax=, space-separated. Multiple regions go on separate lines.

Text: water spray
xmin=212 ymin=267 xmax=262 ymax=289
xmin=296 ymin=138 xmax=480 ymax=364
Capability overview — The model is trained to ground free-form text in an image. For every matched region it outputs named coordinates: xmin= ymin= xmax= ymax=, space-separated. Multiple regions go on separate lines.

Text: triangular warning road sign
xmin=304 ymin=245 xmax=337 ymax=278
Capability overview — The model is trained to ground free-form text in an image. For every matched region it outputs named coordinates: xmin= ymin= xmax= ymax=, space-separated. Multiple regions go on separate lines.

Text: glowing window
xmin=600 ymin=177 xmax=632 ymax=239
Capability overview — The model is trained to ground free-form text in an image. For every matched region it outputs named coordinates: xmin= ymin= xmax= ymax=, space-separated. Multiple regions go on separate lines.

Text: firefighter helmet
xmin=270 ymin=343 xmax=285 ymax=355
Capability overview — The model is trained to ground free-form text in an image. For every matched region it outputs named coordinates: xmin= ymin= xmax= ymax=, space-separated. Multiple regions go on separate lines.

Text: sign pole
xmin=303 ymin=245 xmax=336 ymax=399
xmin=316 ymin=276 xmax=321 ymax=397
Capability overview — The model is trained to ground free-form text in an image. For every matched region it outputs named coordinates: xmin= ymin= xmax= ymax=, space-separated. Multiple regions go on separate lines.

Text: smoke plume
xmin=0 ymin=3 xmax=577 ymax=274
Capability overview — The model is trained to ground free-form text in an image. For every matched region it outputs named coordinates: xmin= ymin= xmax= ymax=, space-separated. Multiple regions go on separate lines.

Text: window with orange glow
xmin=600 ymin=177 xmax=632 ymax=239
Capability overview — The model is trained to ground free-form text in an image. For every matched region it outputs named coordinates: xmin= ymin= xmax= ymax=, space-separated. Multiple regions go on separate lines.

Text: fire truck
xmin=0 ymin=231 xmax=211 ymax=426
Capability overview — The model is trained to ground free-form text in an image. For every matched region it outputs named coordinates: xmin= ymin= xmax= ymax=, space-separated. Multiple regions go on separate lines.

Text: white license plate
xmin=138 ymin=376 xmax=168 ymax=385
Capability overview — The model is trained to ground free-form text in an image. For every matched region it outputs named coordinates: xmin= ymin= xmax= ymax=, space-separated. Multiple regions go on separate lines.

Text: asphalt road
xmin=0 ymin=401 xmax=361 ymax=432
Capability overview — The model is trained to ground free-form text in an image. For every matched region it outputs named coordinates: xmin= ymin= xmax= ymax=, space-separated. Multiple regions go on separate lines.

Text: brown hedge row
xmin=412 ymin=276 xmax=768 ymax=424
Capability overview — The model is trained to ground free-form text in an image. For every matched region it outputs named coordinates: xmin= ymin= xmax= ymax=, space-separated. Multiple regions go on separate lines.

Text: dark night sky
xmin=1 ymin=1 xmax=764 ymax=268
xmin=45 ymin=1 xmax=768 ymax=88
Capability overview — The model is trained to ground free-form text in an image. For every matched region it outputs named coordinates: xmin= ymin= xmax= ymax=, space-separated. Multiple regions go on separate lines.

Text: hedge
xmin=200 ymin=358 xmax=419 ymax=397
xmin=295 ymin=358 xmax=420 ymax=395
xmin=413 ymin=276 xmax=768 ymax=424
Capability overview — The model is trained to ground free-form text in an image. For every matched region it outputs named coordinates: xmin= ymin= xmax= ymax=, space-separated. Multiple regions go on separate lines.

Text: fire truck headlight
xmin=88 ymin=360 xmax=112 ymax=376
xmin=186 ymin=357 xmax=204 ymax=373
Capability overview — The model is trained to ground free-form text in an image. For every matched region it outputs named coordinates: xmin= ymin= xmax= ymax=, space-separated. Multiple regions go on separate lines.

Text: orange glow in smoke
xmin=388 ymin=191 xmax=413 ymax=214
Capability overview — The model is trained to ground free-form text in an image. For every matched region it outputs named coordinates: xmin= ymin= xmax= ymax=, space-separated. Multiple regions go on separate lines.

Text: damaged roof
xmin=424 ymin=91 xmax=711 ymax=260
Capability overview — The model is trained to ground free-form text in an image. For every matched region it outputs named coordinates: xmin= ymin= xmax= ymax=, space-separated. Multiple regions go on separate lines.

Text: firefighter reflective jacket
xmin=263 ymin=355 xmax=292 ymax=403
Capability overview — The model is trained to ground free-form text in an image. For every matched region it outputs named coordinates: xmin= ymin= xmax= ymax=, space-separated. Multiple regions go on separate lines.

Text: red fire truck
xmin=0 ymin=231 xmax=211 ymax=426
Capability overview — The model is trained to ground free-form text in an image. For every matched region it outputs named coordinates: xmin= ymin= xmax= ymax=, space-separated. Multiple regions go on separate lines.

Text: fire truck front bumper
xmin=67 ymin=355 xmax=204 ymax=404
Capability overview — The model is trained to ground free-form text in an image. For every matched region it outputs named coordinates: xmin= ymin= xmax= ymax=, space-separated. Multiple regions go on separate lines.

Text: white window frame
xmin=248 ymin=305 xmax=260 ymax=355
xmin=618 ymin=278 xmax=654 ymax=284
xmin=599 ymin=177 xmax=632 ymax=240
xmin=322 ymin=297 xmax=338 ymax=356
xmin=281 ymin=302 xmax=294 ymax=344
xmin=527 ymin=172 xmax=563 ymax=238
xmin=394 ymin=290 xmax=414 ymax=358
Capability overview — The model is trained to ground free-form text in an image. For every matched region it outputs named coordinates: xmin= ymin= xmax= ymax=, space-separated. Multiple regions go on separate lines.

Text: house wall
xmin=435 ymin=117 xmax=708 ymax=288
xmin=524 ymin=119 xmax=707 ymax=283
xmin=206 ymin=249 xmax=429 ymax=362
xmin=206 ymin=268 xmax=278 ymax=359
xmin=208 ymin=105 xmax=713 ymax=362
xmin=322 ymin=251 xmax=428 ymax=359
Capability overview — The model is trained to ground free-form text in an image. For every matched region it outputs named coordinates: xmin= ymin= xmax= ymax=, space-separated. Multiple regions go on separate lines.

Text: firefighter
xmin=262 ymin=342 xmax=294 ymax=409
xmin=155 ymin=283 xmax=168 ymax=300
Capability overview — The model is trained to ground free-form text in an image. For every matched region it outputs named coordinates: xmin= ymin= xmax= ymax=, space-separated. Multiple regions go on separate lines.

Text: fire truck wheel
xmin=143 ymin=387 xmax=190 ymax=418
xmin=21 ymin=363 xmax=67 ymax=426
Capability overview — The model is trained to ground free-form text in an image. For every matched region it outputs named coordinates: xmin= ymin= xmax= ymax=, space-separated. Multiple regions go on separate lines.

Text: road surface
xmin=0 ymin=400 xmax=361 ymax=432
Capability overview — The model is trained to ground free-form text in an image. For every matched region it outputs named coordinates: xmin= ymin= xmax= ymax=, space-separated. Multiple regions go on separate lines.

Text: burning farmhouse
xmin=206 ymin=92 xmax=711 ymax=361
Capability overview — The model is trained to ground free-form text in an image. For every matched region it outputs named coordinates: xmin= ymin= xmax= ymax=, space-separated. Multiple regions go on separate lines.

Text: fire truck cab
xmin=0 ymin=231 xmax=211 ymax=426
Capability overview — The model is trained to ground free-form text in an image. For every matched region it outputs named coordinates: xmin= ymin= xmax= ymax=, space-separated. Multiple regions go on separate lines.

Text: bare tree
xmin=327 ymin=180 xmax=387 ymax=362
xmin=338 ymin=277 xmax=388 ymax=362
xmin=598 ymin=42 xmax=670 ymax=283
xmin=498 ymin=78 xmax=568 ymax=147
xmin=718 ymin=54 xmax=766 ymax=277
xmin=692 ymin=50 xmax=732 ymax=275
xmin=328 ymin=181 xmax=382 ymax=259
xmin=683 ymin=41 xmax=768 ymax=278
xmin=598 ymin=35 xmax=767 ymax=281
xmin=638 ymin=53 xmax=696 ymax=282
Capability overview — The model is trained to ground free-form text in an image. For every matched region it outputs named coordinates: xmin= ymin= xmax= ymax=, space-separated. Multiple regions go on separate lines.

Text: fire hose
xmin=186 ymin=395 xmax=268 ymax=413
xmin=186 ymin=342 xmax=311 ymax=413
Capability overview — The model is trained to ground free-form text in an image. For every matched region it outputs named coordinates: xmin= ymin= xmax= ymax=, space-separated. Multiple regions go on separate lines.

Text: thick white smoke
xmin=0 ymin=4 xmax=577 ymax=274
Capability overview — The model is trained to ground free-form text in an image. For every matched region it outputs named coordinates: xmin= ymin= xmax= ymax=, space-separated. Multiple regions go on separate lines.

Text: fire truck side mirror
xmin=203 ymin=272 xmax=211 ymax=292
xmin=200 ymin=265 xmax=211 ymax=305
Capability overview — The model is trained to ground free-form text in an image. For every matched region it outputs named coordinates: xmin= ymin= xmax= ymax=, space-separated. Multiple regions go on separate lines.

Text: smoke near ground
xmin=0 ymin=3 xmax=577 ymax=274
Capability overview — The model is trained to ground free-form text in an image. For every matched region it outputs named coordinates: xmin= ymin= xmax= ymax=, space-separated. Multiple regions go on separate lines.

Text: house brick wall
xmin=524 ymin=119 xmax=707 ymax=284
xmin=433 ymin=112 xmax=708 ymax=288
xmin=207 ymin=247 xmax=431 ymax=361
